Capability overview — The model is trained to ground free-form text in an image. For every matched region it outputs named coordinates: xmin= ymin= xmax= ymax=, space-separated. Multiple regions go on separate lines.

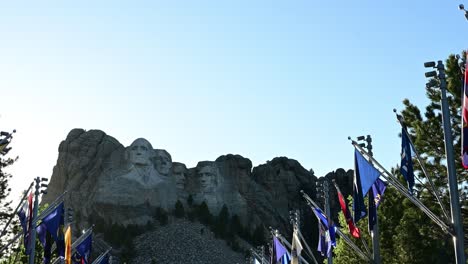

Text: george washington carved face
xmin=128 ymin=138 xmax=154 ymax=166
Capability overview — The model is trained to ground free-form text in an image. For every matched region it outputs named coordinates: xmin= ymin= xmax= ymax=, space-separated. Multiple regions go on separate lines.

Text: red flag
xmin=26 ymin=192 xmax=33 ymax=250
xmin=462 ymin=53 xmax=468 ymax=168
xmin=335 ymin=183 xmax=360 ymax=238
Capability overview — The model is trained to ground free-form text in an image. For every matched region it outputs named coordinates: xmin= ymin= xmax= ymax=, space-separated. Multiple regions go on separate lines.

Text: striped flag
xmin=462 ymin=53 xmax=468 ymax=168
xmin=17 ymin=192 xmax=33 ymax=254
xmin=334 ymin=183 xmax=360 ymax=238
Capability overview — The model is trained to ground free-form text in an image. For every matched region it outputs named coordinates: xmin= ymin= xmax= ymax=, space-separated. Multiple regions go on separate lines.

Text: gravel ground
xmin=130 ymin=219 xmax=247 ymax=264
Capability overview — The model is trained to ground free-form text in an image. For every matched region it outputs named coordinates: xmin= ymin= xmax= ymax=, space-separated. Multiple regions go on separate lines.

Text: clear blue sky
xmin=1 ymin=1 xmax=467 ymax=200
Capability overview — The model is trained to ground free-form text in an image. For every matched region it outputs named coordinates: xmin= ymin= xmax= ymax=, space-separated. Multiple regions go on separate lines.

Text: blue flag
xmin=369 ymin=178 xmax=387 ymax=232
xmin=401 ymin=128 xmax=415 ymax=194
xmin=41 ymin=202 xmax=65 ymax=258
xmin=273 ymin=237 xmax=288 ymax=263
xmin=372 ymin=178 xmax=387 ymax=208
xmin=317 ymin=223 xmax=327 ymax=256
xmin=41 ymin=202 xmax=64 ymax=241
xmin=74 ymin=232 xmax=93 ymax=264
xmin=313 ymin=208 xmax=336 ymax=257
xmin=353 ymin=149 xmax=380 ymax=223
xmin=280 ymin=253 xmax=291 ymax=264
xmin=312 ymin=208 xmax=329 ymax=227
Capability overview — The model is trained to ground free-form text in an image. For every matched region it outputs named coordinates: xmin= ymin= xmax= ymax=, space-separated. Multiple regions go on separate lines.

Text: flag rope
xmin=301 ymin=191 xmax=372 ymax=262
xmin=297 ymin=229 xmax=319 ymax=264
xmin=394 ymin=110 xmax=451 ymax=221
xmin=351 ymin=140 xmax=453 ymax=236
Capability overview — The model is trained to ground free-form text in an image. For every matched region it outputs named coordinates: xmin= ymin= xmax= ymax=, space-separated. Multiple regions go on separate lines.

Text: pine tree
xmin=174 ymin=200 xmax=185 ymax=218
xmin=333 ymin=53 xmax=467 ymax=263
xmin=251 ymin=225 xmax=266 ymax=247
xmin=197 ymin=201 xmax=212 ymax=225
xmin=214 ymin=204 xmax=229 ymax=238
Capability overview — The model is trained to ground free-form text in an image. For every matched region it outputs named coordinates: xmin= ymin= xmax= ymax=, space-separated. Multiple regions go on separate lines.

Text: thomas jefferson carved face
xmin=198 ymin=164 xmax=218 ymax=193
xmin=155 ymin=150 xmax=172 ymax=176
xmin=128 ymin=138 xmax=153 ymax=166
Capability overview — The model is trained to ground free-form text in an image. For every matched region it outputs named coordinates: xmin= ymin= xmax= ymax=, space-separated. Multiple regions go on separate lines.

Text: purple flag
xmin=273 ymin=237 xmax=288 ymax=262
xmin=372 ymin=178 xmax=387 ymax=208
xmin=317 ymin=224 xmax=327 ymax=256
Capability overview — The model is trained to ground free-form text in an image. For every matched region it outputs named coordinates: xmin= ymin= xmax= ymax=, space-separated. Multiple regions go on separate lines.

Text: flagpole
xmin=425 ymin=60 xmax=465 ymax=264
xmin=28 ymin=177 xmax=40 ymax=264
xmin=351 ymin=140 xmax=453 ymax=235
xmin=0 ymin=232 xmax=23 ymax=255
xmin=358 ymin=135 xmax=381 ymax=264
xmin=91 ymin=248 xmax=112 ymax=264
xmin=323 ymin=180 xmax=333 ymax=264
xmin=393 ymin=109 xmax=451 ymax=221
xmin=296 ymin=230 xmax=319 ymax=264
xmin=0 ymin=182 xmax=34 ymax=238
xmin=290 ymin=209 xmax=320 ymax=264
xmin=300 ymin=191 xmax=372 ymax=262
xmin=273 ymin=230 xmax=311 ymax=264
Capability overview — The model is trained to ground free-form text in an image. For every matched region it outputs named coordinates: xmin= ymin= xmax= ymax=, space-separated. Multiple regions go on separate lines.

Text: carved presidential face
xmin=198 ymin=165 xmax=218 ymax=193
xmin=128 ymin=138 xmax=153 ymax=166
xmin=155 ymin=150 xmax=172 ymax=176
xmin=172 ymin=164 xmax=187 ymax=190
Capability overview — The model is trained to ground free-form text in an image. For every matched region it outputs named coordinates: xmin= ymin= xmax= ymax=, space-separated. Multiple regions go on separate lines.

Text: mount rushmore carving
xmin=43 ymin=129 xmax=352 ymax=234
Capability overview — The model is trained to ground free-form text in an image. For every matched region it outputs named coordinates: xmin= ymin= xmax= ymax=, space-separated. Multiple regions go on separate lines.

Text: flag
xmin=280 ymin=253 xmax=290 ymax=264
xmin=353 ymin=149 xmax=380 ymax=223
xmin=42 ymin=229 xmax=53 ymax=264
xmin=40 ymin=202 xmax=65 ymax=257
xmin=401 ymin=128 xmax=415 ymax=193
xmin=41 ymin=202 xmax=64 ymax=241
xmin=272 ymin=237 xmax=288 ymax=263
xmin=74 ymin=232 xmax=93 ymax=264
xmin=317 ymin=223 xmax=327 ymax=256
xmin=65 ymin=226 xmax=72 ymax=264
xmin=335 ymin=184 xmax=360 ymax=238
xmin=368 ymin=187 xmax=377 ymax=232
xmin=17 ymin=192 xmax=33 ymax=253
xmin=312 ymin=208 xmax=329 ymax=227
xmin=462 ymin=53 xmax=468 ymax=168
xmin=313 ymin=208 xmax=336 ymax=257
xmin=291 ymin=227 xmax=303 ymax=264
xmin=369 ymin=178 xmax=387 ymax=232
xmin=372 ymin=178 xmax=387 ymax=208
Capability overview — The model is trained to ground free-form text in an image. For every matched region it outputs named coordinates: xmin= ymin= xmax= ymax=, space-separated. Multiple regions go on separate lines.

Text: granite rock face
xmin=43 ymin=129 xmax=354 ymax=260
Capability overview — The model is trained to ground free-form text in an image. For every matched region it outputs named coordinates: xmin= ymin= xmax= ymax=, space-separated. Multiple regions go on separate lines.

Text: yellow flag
xmin=65 ymin=226 xmax=72 ymax=264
